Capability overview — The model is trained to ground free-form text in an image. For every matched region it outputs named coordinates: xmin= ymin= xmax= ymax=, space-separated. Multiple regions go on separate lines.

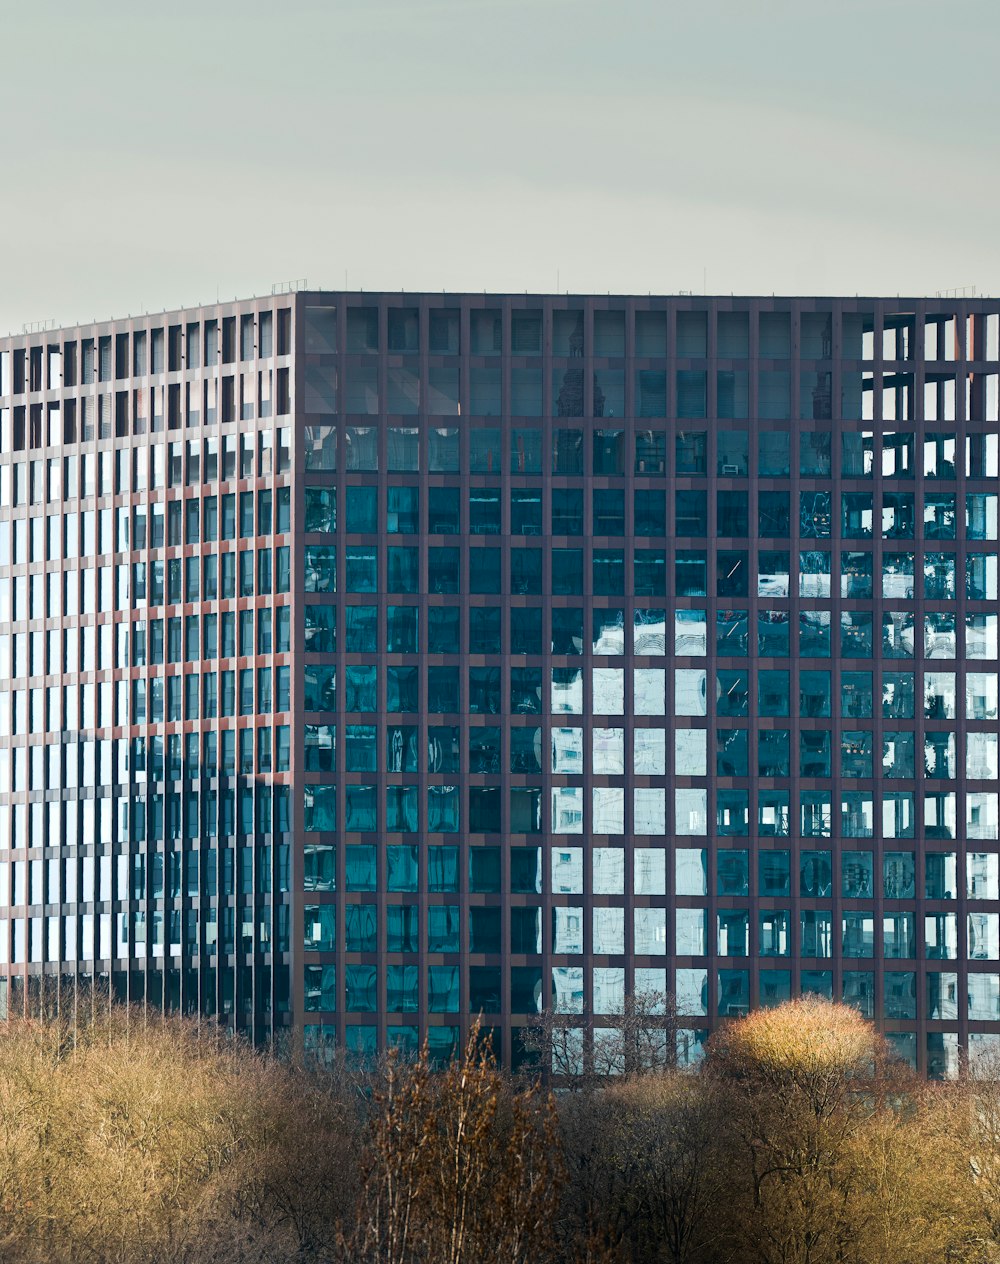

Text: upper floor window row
xmin=0 ymin=309 xmax=291 ymax=396
xmin=303 ymin=305 xmax=1000 ymax=364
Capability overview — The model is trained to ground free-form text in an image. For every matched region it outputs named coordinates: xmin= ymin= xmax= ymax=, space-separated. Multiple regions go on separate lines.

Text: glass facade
xmin=0 ymin=307 xmax=293 ymax=1037
xmin=1 ymin=294 xmax=998 ymax=1075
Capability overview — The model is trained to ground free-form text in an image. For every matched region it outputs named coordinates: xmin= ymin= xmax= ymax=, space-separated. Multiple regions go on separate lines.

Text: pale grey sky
xmin=1 ymin=0 xmax=998 ymax=332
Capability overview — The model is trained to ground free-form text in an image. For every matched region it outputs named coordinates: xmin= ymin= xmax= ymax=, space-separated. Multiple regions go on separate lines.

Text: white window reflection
xmin=882 ymin=612 xmax=915 ymax=658
xmin=927 ymin=1031 xmax=960 ymax=1079
xmin=551 ymin=786 xmax=584 ymax=833
xmin=968 ymin=973 xmax=1000 ymax=1021
xmin=928 ymin=971 xmax=959 ymax=1018
xmin=633 ymin=728 xmax=665 ymax=774
xmin=674 ymin=610 xmax=707 ymax=656
xmin=634 ymin=788 xmax=666 ymax=835
xmin=592 ymin=1027 xmax=626 ymax=1074
xmin=924 ymin=672 xmax=956 ymax=719
xmin=967 ymin=614 xmax=998 ymax=659
xmin=967 ymin=553 xmax=998 ymax=601
xmin=634 ymin=908 xmax=666 ymax=956
xmin=676 ymin=968 xmax=708 ymax=1015
xmin=675 ymin=729 xmax=707 ymax=776
xmin=968 ymin=853 xmax=1000 ymax=901
xmin=551 ymin=848 xmax=584 ymax=894
xmin=553 ymin=907 xmax=584 ymax=955
xmin=592 ymin=787 xmax=625 ymax=835
xmin=592 ymin=610 xmax=625 ymax=655
xmin=551 ymin=727 xmax=583 ymax=774
xmin=593 ymin=967 xmax=625 ymax=1015
xmin=966 ymin=492 xmax=998 ymax=540
xmin=675 ymin=849 xmax=707 ymax=896
xmin=882 ymin=553 xmax=914 ymax=600
xmin=675 ymin=669 xmax=707 ymax=716
xmin=593 ymin=907 xmax=625 ymax=955
xmin=968 ymin=793 xmax=1000 ymax=840
xmin=552 ymin=966 xmax=584 ymax=1014
xmin=675 ymin=788 xmax=707 ymax=835
xmin=758 ymin=558 xmax=789 ymax=598
xmin=969 ymin=1033 xmax=1000 ymax=1071
xmin=968 ymin=734 xmax=1000 ymax=781
xmin=675 ymin=907 xmax=707 ymax=955
xmin=801 ymin=909 xmax=834 ymax=958
xmin=551 ymin=669 xmax=583 ymax=714
xmin=635 ymin=966 xmax=667 ymax=1000
xmin=969 ymin=913 xmax=1000 ymax=961
xmin=799 ymin=550 xmax=831 ymax=597
xmin=592 ymin=727 xmax=625 ymax=774
xmin=968 ymin=673 xmax=999 ymax=719
xmin=676 ymin=1029 xmax=709 ymax=1067
xmin=924 ymin=792 xmax=956 ymax=838
xmin=719 ymin=910 xmax=750 ymax=957
xmin=882 ymin=792 xmax=914 ymax=839
xmin=925 ymin=914 xmax=958 ymax=960
xmin=593 ymin=848 xmax=625 ymax=895
xmin=633 ymin=608 xmax=666 ymax=654
xmin=634 ymin=668 xmax=666 ymax=715
xmin=761 ymin=911 xmax=791 ymax=957
xmin=924 ymin=613 xmax=956 ymax=659
xmin=924 ymin=732 xmax=956 ymax=779
xmin=634 ymin=848 xmax=666 ymax=895
xmin=592 ymin=668 xmax=624 ymax=715
xmin=550 ymin=1026 xmax=584 ymax=1075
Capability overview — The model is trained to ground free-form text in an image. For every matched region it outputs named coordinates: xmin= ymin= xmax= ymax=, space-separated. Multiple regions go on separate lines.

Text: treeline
xmin=2 ymin=997 xmax=1000 ymax=1263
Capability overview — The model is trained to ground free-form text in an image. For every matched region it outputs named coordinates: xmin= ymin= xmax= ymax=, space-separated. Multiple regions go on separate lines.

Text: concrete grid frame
xmin=0 ymin=291 xmax=998 ymax=1078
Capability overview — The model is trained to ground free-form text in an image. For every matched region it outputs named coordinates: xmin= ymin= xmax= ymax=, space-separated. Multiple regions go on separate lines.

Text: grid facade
xmin=1 ymin=293 xmax=998 ymax=1075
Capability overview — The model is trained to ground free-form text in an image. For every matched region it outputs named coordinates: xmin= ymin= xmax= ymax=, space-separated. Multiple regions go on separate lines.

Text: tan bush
xmin=350 ymin=1024 xmax=562 ymax=1264
xmin=0 ymin=1004 xmax=359 ymax=1262
xmin=704 ymin=997 xmax=980 ymax=1264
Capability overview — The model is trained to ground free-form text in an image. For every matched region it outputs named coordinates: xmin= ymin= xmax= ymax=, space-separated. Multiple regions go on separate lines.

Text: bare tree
xmin=229 ymin=1056 xmax=363 ymax=1261
xmin=704 ymin=995 xmax=976 ymax=1264
xmin=943 ymin=1046 xmax=1000 ymax=1261
xmin=0 ymin=1000 xmax=363 ymax=1263
xmin=0 ymin=991 xmax=990 ymax=1264
xmin=349 ymin=1023 xmax=562 ymax=1264
xmin=522 ymin=989 xmax=678 ymax=1091
xmin=558 ymin=1070 xmax=729 ymax=1264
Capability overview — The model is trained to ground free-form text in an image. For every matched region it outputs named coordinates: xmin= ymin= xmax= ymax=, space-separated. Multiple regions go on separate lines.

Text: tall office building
xmin=0 ymin=292 xmax=998 ymax=1076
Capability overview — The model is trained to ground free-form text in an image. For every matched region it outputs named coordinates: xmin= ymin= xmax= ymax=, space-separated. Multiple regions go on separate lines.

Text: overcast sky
xmin=1 ymin=0 xmax=998 ymax=332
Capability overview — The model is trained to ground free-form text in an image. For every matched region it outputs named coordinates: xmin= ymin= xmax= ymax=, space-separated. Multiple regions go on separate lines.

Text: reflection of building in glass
xmin=0 ymin=294 xmax=998 ymax=1078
